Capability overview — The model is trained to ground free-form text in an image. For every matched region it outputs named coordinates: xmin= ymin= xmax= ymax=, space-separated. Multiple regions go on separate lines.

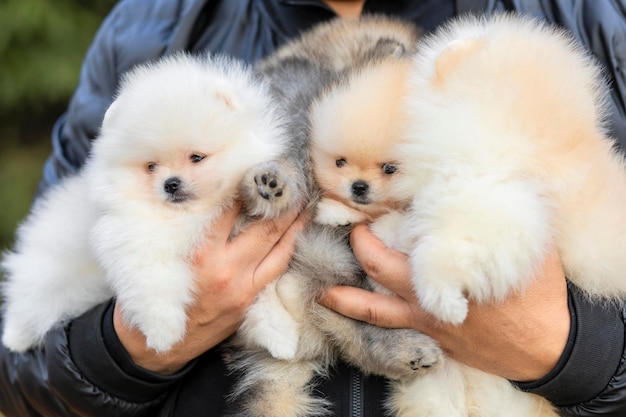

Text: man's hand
xmin=114 ymin=202 xmax=307 ymax=375
xmin=319 ymin=223 xmax=570 ymax=382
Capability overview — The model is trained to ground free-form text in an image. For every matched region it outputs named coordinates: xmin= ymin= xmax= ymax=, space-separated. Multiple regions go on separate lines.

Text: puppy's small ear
xmin=214 ymin=91 xmax=238 ymax=111
xmin=434 ymin=38 xmax=484 ymax=86
xmin=102 ymin=99 xmax=120 ymax=127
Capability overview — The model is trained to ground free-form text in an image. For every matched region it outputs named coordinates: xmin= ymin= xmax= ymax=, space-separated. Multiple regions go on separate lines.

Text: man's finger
xmin=231 ymin=209 xmax=301 ymax=262
xmin=349 ymin=223 xmax=415 ymax=296
xmin=318 ymin=285 xmax=414 ymax=329
xmin=252 ymin=212 xmax=309 ymax=291
xmin=208 ymin=200 xmax=244 ymax=242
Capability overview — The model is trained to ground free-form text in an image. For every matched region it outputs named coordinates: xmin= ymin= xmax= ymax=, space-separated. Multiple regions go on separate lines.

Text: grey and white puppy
xmin=225 ymin=16 xmax=442 ymax=417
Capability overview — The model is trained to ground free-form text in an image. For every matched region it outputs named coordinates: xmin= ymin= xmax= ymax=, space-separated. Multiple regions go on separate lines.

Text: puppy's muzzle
xmin=351 ymin=180 xmax=370 ymax=204
xmin=164 ymin=177 xmax=190 ymax=203
xmin=164 ymin=177 xmax=181 ymax=194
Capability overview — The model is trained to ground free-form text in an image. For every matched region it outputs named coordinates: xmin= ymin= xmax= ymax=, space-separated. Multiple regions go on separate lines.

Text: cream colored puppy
xmin=310 ymin=57 xmax=451 ymax=414
xmin=311 ymin=58 xmax=413 ymax=227
xmin=399 ymin=12 xmax=626 ymax=332
xmin=385 ymin=13 xmax=626 ymax=417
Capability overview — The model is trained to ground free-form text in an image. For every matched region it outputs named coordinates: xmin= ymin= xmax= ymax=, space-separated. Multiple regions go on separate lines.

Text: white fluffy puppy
xmin=386 ymin=14 xmax=626 ymax=417
xmin=1 ymin=53 xmax=297 ymax=353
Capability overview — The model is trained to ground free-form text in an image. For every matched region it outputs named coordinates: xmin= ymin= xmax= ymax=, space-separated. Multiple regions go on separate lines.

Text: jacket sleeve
xmin=512 ymin=283 xmax=626 ymax=417
xmin=0 ymin=302 xmax=191 ymax=417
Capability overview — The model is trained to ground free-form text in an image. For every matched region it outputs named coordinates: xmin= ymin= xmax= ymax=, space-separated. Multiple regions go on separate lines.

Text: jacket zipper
xmin=351 ymin=368 xmax=363 ymax=417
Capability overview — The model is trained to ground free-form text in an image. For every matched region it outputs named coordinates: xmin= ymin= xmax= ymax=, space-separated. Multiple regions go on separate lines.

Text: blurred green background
xmin=0 ymin=0 xmax=117 ymax=253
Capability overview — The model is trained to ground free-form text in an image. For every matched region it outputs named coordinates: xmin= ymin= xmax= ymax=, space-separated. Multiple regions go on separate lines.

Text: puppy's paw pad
xmin=253 ymin=166 xmax=286 ymax=202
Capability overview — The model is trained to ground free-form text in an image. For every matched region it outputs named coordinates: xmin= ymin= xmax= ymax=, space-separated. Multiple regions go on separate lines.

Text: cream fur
xmin=310 ymin=58 xmax=415 ymax=225
xmin=1 ymin=53 xmax=296 ymax=353
xmin=384 ymin=13 xmax=626 ymax=417
xmin=398 ymin=14 xmax=626 ymax=319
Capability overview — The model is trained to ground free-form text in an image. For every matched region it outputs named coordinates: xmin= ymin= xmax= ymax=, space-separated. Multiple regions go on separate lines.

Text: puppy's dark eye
xmin=382 ymin=163 xmax=397 ymax=175
xmin=336 ymin=158 xmax=347 ymax=168
xmin=147 ymin=163 xmax=157 ymax=173
xmin=190 ymin=154 xmax=205 ymax=163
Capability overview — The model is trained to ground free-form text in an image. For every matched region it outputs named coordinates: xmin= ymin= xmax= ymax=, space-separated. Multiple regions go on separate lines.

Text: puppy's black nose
xmin=351 ymin=180 xmax=369 ymax=197
xmin=164 ymin=177 xmax=181 ymax=194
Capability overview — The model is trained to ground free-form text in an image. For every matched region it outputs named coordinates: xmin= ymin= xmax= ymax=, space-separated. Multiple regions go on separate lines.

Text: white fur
xmin=237 ymin=274 xmax=303 ymax=360
xmin=2 ymin=53 xmax=290 ymax=352
xmin=1 ymin=176 xmax=112 ymax=351
xmin=314 ymin=198 xmax=369 ymax=226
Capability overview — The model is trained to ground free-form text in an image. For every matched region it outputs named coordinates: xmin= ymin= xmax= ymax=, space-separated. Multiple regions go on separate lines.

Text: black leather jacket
xmin=2 ymin=1 xmax=626 ymax=416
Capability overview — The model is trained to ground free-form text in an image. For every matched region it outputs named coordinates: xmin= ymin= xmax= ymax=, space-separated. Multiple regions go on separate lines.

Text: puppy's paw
xmin=314 ymin=198 xmax=366 ymax=226
xmin=241 ymin=301 xmax=301 ymax=361
xmin=417 ymin=280 xmax=468 ymax=325
xmin=410 ymin=237 xmax=473 ymax=324
xmin=243 ymin=161 xmax=302 ymax=218
xmin=254 ymin=165 xmax=285 ymax=202
xmin=136 ymin=305 xmax=187 ymax=353
xmin=408 ymin=344 xmax=442 ymax=373
xmin=261 ymin=331 xmax=299 ymax=361
xmin=355 ymin=327 xmax=443 ymax=380
xmin=408 ymin=347 xmax=442 ymax=373
xmin=238 ymin=280 xmax=301 ymax=360
xmin=2 ymin=324 xmax=38 ymax=353
xmin=384 ymin=330 xmax=443 ymax=380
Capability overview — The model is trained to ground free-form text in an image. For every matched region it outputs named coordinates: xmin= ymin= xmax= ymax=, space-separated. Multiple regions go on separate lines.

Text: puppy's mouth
xmin=166 ymin=192 xmax=193 ymax=204
xmin=351 ymin=195 xmax=371 ymax=205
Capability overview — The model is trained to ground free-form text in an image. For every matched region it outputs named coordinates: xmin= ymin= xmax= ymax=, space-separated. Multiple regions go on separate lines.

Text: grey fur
xmin=227 ymin=16 xmax=441 ymax=417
